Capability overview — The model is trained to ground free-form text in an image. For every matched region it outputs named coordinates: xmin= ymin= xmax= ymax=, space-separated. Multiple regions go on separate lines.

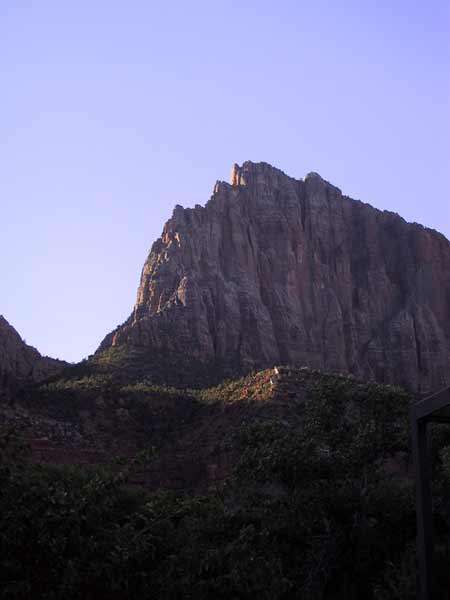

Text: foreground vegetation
xmin=2 ymin=372 xmax=450 ymax=598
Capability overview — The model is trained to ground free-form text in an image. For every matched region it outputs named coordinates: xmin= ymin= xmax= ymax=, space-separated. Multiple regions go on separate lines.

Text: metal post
xmin=411 ymin=414 xmax=433 ymax=599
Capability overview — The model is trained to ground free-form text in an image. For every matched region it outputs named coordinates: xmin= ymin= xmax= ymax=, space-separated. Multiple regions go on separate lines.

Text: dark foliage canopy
xmin=2 ymin=376 xmax=450 ymax=599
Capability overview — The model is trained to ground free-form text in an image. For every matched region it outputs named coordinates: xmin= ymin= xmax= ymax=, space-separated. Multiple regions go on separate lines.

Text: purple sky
xmin=1 ymin=1 xmax=449 ymax=363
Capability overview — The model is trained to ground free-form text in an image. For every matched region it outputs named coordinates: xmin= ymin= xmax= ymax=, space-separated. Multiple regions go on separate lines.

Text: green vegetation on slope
xmin=77 ymin=344 xmax=228 ymax=388
xmin=2 ymin=370 xmax=450 ymax=598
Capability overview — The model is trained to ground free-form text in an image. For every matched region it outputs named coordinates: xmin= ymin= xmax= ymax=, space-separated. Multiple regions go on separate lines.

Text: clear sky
xmin=1 ymin=0 xmax=449 ymax=362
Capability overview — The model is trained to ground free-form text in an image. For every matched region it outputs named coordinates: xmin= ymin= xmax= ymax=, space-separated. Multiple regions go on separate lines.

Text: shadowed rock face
xmin=0 ymin=316 xmax=67 ymax=398
xmin=99 ymin=161 xmax=450 ymax=393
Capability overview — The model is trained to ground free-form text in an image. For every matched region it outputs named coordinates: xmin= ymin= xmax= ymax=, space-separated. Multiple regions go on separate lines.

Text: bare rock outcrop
xmin=0 ymin=315 xmax=67 ymax=399
xmin=99 ymin=161 xmax=450 ymax=393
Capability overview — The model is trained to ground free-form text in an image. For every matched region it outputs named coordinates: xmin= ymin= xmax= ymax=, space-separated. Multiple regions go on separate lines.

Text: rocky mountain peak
xmin=230 ymin=161 xmax=290 ymax=188
xmin=98 ymin=161 xmax=450 ymax=393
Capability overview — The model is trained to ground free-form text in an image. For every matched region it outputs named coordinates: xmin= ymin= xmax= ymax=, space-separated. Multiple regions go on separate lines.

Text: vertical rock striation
xmin=99 ymin=161 xmax=450 ymax=393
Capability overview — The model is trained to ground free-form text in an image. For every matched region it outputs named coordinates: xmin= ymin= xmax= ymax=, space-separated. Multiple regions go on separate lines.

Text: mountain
xmin=99 ymin=161 xmax=450 ymax=393
xmin=0 ymin=315 xmax=67 ymax=398
xmin=2 ymin=162 xmax=448 ymax=598
xmin=3 ymin=163 xmax=450 ymax=597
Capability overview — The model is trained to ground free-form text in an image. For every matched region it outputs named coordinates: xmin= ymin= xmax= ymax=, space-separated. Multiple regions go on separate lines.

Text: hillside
xmin=4 ymin=365 xmax=412 ymax=491
xmin=3 ymin=365 xmax=450 ymax=598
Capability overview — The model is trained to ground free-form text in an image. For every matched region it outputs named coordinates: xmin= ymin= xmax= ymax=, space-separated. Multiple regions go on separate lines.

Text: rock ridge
xmin=0 ymin=316 xmax=67 ymax=399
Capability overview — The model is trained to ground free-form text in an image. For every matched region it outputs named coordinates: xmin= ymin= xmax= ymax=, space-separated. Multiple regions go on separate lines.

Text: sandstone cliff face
xmin=99 ymin=161 xmax=450 ymax=393
xmin=0 ymin=316 xmax=67 ymax=398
